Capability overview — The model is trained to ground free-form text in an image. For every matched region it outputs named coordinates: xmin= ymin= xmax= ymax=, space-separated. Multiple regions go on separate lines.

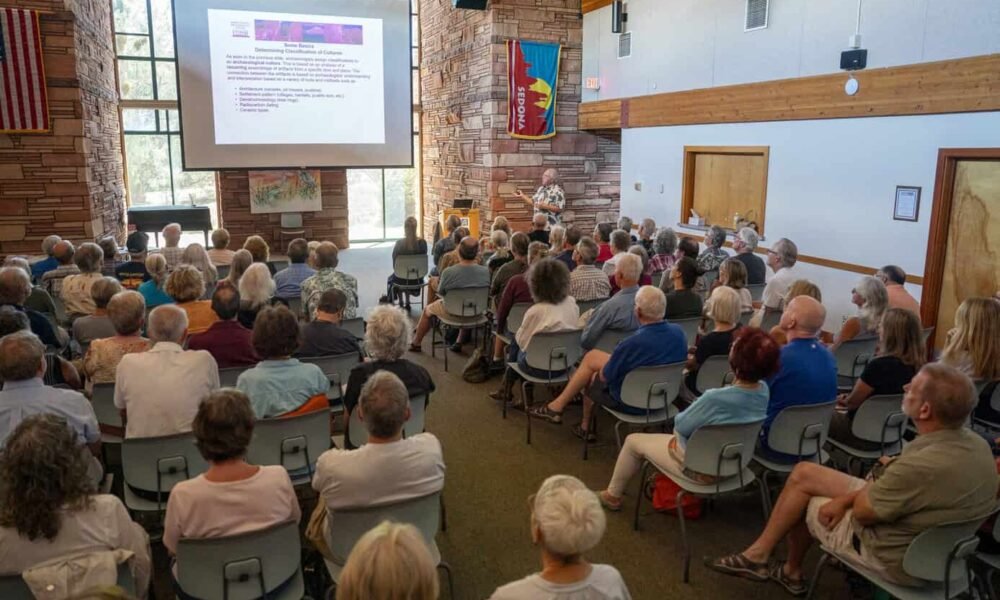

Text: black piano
xmin=127 ymin=205 xmax=213 ymax=246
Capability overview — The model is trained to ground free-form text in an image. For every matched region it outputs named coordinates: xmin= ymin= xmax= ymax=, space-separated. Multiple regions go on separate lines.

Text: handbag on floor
xmin=649 ymin=473 xmax=704 ymax=519
xmin=462 ymin=347 xmax=493 ymax=383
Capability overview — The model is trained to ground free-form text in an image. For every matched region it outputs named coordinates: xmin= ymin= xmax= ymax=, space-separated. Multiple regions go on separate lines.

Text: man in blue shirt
xmin=29 ymin=235 xmax=62 ymax=282
xmin=531 ymin=285 xmax=687 ymax=441
xmin=580 ymin=253 xmax=643 ymax=351
xmin=0 ymin=266 xmax=63 ymax=348
xmin=273 ymin=238 xmax=316 ymax=300
xmin=759 ymin=295 xmax=838 ymax=461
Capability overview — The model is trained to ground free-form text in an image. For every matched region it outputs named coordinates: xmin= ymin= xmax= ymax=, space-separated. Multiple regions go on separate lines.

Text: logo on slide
xmin=506 ymin=40 xmax=560 ymax=140
xmin=229 ymin=21 xmax=250 ymax=38
xmin=254 ymin=20 xmax=363 ymax=45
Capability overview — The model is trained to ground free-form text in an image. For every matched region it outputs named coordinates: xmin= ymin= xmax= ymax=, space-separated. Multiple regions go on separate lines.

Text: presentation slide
xmin=174 ymin=0 xmax=411 ymax=170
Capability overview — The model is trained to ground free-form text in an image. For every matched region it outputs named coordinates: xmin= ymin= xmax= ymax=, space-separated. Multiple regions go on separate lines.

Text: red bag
xmin=650 ymin=474 xmax=704 ymax=519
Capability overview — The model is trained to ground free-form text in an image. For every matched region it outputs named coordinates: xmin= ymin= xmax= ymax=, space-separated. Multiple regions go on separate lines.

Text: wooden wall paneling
xmin=580 ymin=54 xmax=1000 ymax=131
xmin=582 ymin=0 xmax=614 ymax=14
xmin=681 ymin=146 xmax=769 ymax=235
xmin=579 ymin=99 xmax=623 ymax=129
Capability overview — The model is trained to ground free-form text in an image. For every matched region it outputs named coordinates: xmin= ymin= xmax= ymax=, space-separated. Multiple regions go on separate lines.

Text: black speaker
xmin=840 ymin=48 xmax=868 ymax=71
xmin=453 ymin=0 xmax=488 ymax=9
xmin=611 ymin=0 xmax=626 ymax=34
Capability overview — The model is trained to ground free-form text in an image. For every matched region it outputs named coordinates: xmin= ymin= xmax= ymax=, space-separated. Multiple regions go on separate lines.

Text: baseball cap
xmin=126 ymin=231 xmax=149 ymax=253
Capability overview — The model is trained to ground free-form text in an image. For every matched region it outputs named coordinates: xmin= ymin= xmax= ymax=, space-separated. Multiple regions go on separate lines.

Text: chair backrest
xmin=523 ymin=330 xmax=583 ymax=374
xmin=286 ymin=296 xmax=303 ymax=319
xmin=671 ymin=317 xmax=701 ymax=347
xmin=747 ymin=284 xmax=765 ymax=303
xmin=121 ymin=432 xmax=208 ymax=497
xmin=575 ymin=298 xmax=605 ymax=315
xmin=765 ymin=401 xmax=836 ymax=460
xmin=760 ymin=310 xmax=782 ymax=331
xmin=246 ymin=410 xmax=331 ymax=477
xmin=349 ymin=393 xmax=428 ymax=448
xmin=176 ymin=520 xmax=303 ymax=600
xmin=593 ymin=328 xmax=634 ymax=354
xmin=219 ymin=366 xmax=252 ymax=388
xmin=280 ymin=213 xmax=303 ymax=229
xmin=341 ymin=317 xmax=365 ymax=340
xmin=299 ymin=352 xmax=361 ymax=391
xmin=91 ymin=382 xmax=122 ymax=431
xmin=393 ymin=254 xmax=429 ymax=280
xmin=833 ymin=336 xmax=879 ymax=379
xmin=850 ymin=394 xmax=906 ymax=451
xmin=618 ymin=363 xmax=685 ymax=414
xmin=683 ymin=420 xmax=765 ymax=480
xmin=326 ymin=492 xmax=442 ymax=567
xmin=216 ymin=264 xmax=230 ymax=279
xmin=651 ymin=272 xmax=663 ymax=288
xmin=695 ymin=355 xmax=733 ymax=393
xmin=504 ymin=302 xmax=532 ymax=334
xmin=268 ymin=259 xmax=289 ymax=273
xmin=921 ymin=326 xmax=935 ymax=346
xmin=442 ymin=286 xmax=489 ymax=318
xmin=0 ymin=562 xmax=134 ymax=599
xmin=989 ymin=381 xmax=1000 ymax=414
xmin=902 ymin=515 xmax=991 ymax=583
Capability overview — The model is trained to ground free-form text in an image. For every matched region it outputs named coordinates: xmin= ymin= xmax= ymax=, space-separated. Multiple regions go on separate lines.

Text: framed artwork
xmin=248 ymin=170 xmax=322 ymax=214
xmin=893 ymin=186 xmax=921 ymax=222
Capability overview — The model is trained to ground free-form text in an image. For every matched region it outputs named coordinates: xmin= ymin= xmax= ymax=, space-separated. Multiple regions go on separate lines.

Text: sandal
xmin=528 ymin=405 xmax=563 ymax=424
xmin=572 ymin=424 xmax=597 ymax=443
xmin=597 ymin=490 xmax=622 ymax=512
xmin=408 ymin=343 xmax=422 ymax=353
xmin=769 ymin=562 xmax=807 ymax=597
xmin=704 ymin=553 xmax=769 ymax=582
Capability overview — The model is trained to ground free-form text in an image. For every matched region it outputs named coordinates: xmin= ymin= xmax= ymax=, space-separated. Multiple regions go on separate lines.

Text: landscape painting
xmin=248 ymin=170 xmax=322 ymax=214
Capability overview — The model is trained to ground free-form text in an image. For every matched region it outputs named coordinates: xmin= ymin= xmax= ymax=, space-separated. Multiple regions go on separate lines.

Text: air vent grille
xmin=745 ymin=0 xmax=769 ymax=31
xmin=617 ymin=31 xmax=632 ymax=59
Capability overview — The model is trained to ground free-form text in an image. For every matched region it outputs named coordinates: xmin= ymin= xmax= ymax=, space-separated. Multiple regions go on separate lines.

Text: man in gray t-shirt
xmin=410 ymin=237 xmax=488 ymax=351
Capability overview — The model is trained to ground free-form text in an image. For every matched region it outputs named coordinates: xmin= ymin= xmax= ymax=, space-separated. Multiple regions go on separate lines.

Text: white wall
xmin=583 ymin=0 xmax=1000 ymax=102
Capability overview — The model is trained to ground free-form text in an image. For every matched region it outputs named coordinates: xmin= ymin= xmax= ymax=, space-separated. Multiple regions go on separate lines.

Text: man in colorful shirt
xmin=300 ymin=242 xmax=358 ymax=321
xmin=515 ymin=168 xmax=565 ymax=226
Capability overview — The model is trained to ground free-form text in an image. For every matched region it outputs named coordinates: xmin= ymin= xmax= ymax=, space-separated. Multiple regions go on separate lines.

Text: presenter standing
xmin=515 ymin=168 xmax=565 ymax=227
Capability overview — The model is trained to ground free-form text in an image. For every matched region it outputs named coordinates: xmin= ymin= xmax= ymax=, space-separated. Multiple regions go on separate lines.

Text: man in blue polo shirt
xmin=759 ymin=295 xmax=837 ymax=461
xmin=531 ymin=285 xmax=687 ymax=441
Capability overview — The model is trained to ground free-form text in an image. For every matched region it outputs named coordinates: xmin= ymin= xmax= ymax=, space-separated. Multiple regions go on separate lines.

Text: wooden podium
xmin=440 ymin=207 xmax=481 ymax=238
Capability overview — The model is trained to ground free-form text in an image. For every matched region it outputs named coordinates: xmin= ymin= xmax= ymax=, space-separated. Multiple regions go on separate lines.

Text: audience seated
xmin=82 ymin=291 xmax=151 ymax=390
xmin=491 ymin=231 xmax=529 ymax=302
xmin=569 ymin=237 xmax=611 ymax=303
xmin=0 ymin=266 xmax=62 ymax=348
xmin=336 ymin=521 xmax=440 ymax=600
xmin=225 ymin=248 xmax=253 ymax=287
xmin=166 ymin=265 xmax=218 ymax=334
xmin=115 ymin=305 xmax=220 ymax=438
xmin=187 ymin=283 xmax=258 ymax=368
xmin=116 ymin=231 xmax=151 ymax=290
xmin=492 ymin=241 xmax=550 ymax=360
xmin=765 ymin=279 xmax=824 ymax=344
xmin=137 ymin=253 xmax=174 ymax=309
xmin=297 ymin=288 xmax=361 ymax=358
xmin=274 ymin=238 xmax=316 ymax=300
xmin=411 ymin=237 xmax=489 ymax=351
xmin=831 ymin=275 xmax=887 ymax=350
xmin=243 ymin=234 xmax=275 ymax=276
xmin=157 ymin=223 xmax=185 ymax=269
xmin=942 ymin=297 xmax=1000 ymax=382
xmin=312 ymin=371 xmax=445 ymax=539
xmin=71 ymin=277 xmax=121 ymax=351
xmin=708 ymin=363 xmax=997 ymax=593
xmin=301 ymin=242 xmax=359 ymax=321
xmin=830 ymin=308 xmax=923 ymax=449
xmin=431 ymin=214 xmax=463 ymax=275
xmin=601 ymin=229 xmax=631 ymax=276
xmin=876 ymin=265 xmax=920 ymax=315
xmin=649 ymin=228 xmax=677 ymax=275
xmin=758 ymin=296 xmax=837 ymax=462
xmin=98 ymin=238 xmax=120 ymax=277
xmin=238 ymin=262 xmax=283 ymax=329
xmin=4 ymin=256 xmax=56 ymax=316
xmin=0 ymin=307 xmax=78 ymax=389
xmin=482 ymin=215 xmax=512 ymax=253
xmin=760 ymin=237 xmax=799 ymax=311
xmin=686 ymin=286 xmax=743 ymax=394
xmin=386 ymin=217 xmax=426 ymax=307
xmin=731 ymin=227 xmax=765 ymax=285
xmin=0 ymin=415 xmax=151 ymax=596
xmin=528 ymin=213 xmax=551 ymax=245
xmin=663 ymin=257 xmax=703 ymax=320
xmin=533 ymin=286 xmax=684 ymax=440
xmin=707 ymin=258 xmax=753 ymax=314
xmin=490 ymin=475 xmax=630 ymax=599
xmin=237 ymin=306 xmax=329 ymax=418
xmin=553 ymin=225 xmax=580 ymax=272
xmin=41 ymin=240 xmax=79 ymax=297
xmin=30 ymin=234 xmax=62 ymax=281
xmin=581 ymin=253 xmax=642 ymax=351
xmin=598 ymin=328 xmax=778 ymax=507
xmin=697 ymin=225 xmax=730 ymax=277
xmin=61 ymin=242 xmax=105 ymax=318
xmin=163 ymin=389 xmax=300 ymax=567
xmin=181 ymin=243 xmax=219 ymax=287
xmin=637 ymin=218 xmax=656 ymax=255
xmin=618 ymin=215 xmax=637 ymax=243
xmin=548 ymin=225 xmax=565 ymax=256
xmin=431 ymin=226 xmax=472 ymax=300
xmin=487 ymin=229 xmax=513 ymax=276
xmin=675 ymin=236 xmax=699 ymax=262
xmin=207 ymin=228 xmax=236 ymax=266
xmin=609 ymin=245 xmax=653 ymax=294
xmin=594 ymin=222 xmax=614 ymax=263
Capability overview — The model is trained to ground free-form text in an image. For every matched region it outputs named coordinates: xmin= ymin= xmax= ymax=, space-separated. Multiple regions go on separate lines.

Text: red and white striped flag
xmin=0 ymin=8 xmax=49 ymax=133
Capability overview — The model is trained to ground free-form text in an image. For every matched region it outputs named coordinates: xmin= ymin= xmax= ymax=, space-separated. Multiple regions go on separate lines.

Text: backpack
xmin=461 ymin=347 xmax=494 ymax=383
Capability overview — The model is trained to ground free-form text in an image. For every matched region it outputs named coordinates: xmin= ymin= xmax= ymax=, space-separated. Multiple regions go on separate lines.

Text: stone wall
xmin=217 ymin=170 xmax=350 ymax=251
xmin=419 ymin=0 xmax=621 ymax=239
xmin=0 ymin=0 xmax=125 ymax=257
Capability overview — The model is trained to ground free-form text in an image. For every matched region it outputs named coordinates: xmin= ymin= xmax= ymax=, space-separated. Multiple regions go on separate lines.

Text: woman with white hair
xmin=487 ymin=229 xmax=513 ymax=276
xmin=686 ymin=286 xmax=742 ymax=395
xmin=637 ymin=218 xmax=656 ymax=255
xmin=337 ymin=521 xmax=439 ymax=600
xmin=237 ymin=262 xmax=282 ymax=329
xmin=649 ymin=228 xmax=677 ymax=275
xmin=548 ymin=225 xmax=566 ymax=255
xmin=697 ymin=225 xmax=729 ymax=276
xmin=489 ymin=475 xmax=630 ymax=599
xmin=61 ymin=242 xmax=104 ymax=318
xmin=831 ymin=275 xmax=888 ymax=351
xmin=181 ymin=243 xmax=219 ymax=287
xmin=226 ymin=249 xmax=253 ymax=287
xmin=515 ymin=168 xmax=565 ymax=226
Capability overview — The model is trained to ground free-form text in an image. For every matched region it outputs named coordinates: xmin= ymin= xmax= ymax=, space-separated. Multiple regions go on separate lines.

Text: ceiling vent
xmin=617 ymin=31 xmax=632 ymax=59
xmin=745 ymin=0 xmax=769 ymax=31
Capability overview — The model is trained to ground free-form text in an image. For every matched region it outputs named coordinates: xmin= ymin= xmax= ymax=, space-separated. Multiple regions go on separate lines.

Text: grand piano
xmin=127 ymin=205 xmax=213 ymax=246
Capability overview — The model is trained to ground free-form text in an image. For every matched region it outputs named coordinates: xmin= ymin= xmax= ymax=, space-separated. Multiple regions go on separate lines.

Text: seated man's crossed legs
xmin=529 ymin=349 xmax=610 ymax=431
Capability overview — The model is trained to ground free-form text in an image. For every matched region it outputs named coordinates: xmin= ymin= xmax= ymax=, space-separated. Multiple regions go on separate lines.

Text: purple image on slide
xmin=255 ymin=20 xmax=363 ymax=44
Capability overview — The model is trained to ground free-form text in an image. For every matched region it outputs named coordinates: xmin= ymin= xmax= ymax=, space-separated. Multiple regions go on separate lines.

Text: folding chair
xmin=341 ymin=318 xmax=366 ymax=342
xmin=506 ymin=330 xmax=583 ymax=443
xmin=575 ymin=298 xmax=606 ymax=315
xmin=585 ymin=362 xmax=684 ymax=460
xmin=807 ymin=516 xmax=989 ymax=600
xmin=973 ymin=381 xmax=1000 ymax=431
xmin=176 ymin=520 xmax=304 ymax=600
xmin=752 ymin=400 xmax=836 ymax=514
xmin=92 ymin=382 xmax=122 ymax=451
xmin=218 ymin=365 xmax=253 ymax=388
xmin=826 ymin=394 xmax=906 ymax=473
xmin=746 ymin=284 xmax=765 ymax=303
xmin=759 ymin=309 xmax=782 ymax=331
xmin=121 ymin=432 xmax=208 ymax=523
xmin=285 ymin=296 xmax=304 ymax=320
xmin=833 ymin=336 xmax=879 ymax=388
xmin=694 ymin=355 xmax=732 ymax=394
xmin=431 ymin=286 xmax=490 ymax=372
xmin=299 ymin=351 xmax=362 ymax=414
xmin=593 ymin=328 xmax=634 ymax=354
xmin=391 ymin=254 xmax=430 ymax=310
xmin=635 ymin=420 xmax=768 ymax=583
xmin=651 ymin=271 xmax=664 ymax=288
xmin=494 ymin=302 xmax=531 ymax=346
xmin=974 ymin=516 xmax=1000 ymax=599
xmin=671 ymin=317 xmax=701 ymax=347
xmin=348 ymin=393 xmax=429 ymax=448
xmin=216 ymin=264 xmax=230 ymax=280
xmin=268 ymin=259 xmax=290 ymax=273
xmin=246 ymin=410 xmax=332 ymax=485
xmin=0 ymin=562 xmax=135 ymax=599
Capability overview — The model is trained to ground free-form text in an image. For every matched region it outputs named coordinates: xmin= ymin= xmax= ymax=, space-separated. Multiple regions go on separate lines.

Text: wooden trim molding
xmin=579 ymin=54 xmax=1000 ymax=131
xmin=582 ymin=0 xmax=614 ymax=14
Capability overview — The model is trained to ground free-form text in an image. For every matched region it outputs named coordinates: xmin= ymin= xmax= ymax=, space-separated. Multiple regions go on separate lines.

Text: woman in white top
xmin=0 ymin=415 xmax=152 ymax=596
xmin=163 ymin=389 xmax=300 ymax=586
xmin=489 ymin=474 xmax=631 ymax=600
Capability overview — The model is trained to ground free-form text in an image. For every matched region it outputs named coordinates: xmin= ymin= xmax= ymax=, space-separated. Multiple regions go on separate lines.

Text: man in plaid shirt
xmin=570 ymin=237 xmax=611 ymax=302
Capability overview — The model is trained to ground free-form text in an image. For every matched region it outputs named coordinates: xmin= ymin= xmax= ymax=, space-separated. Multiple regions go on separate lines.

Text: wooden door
xmin=923 ymin=153 xmax=1000 ymax=350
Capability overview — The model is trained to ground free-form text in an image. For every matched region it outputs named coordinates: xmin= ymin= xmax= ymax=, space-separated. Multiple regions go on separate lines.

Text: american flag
xmin=0 ymin=8 xmax=49 ymax=133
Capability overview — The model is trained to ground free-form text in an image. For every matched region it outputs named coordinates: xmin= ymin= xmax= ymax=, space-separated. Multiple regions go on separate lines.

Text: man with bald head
xmin=31 ymin=234 xmax=63 ymax=281
xmin=758 ymin=295 xmax=837 ymax=460
xmin=0 ymin=266 xmax=62 ymax=347
xmin=410 ymin=236 xmax=489 ymax=352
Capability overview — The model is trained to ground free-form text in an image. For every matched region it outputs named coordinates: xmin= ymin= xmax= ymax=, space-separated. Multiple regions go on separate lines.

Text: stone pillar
xmin=419 ymin=0 xmax=620 ymax=239
xmin=0 ymin=0 xmax=125 ymax=256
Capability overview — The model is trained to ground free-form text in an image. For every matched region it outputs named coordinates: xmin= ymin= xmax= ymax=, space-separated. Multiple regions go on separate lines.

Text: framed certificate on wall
xmin=893 ymin=186 xmax=921 ymax=222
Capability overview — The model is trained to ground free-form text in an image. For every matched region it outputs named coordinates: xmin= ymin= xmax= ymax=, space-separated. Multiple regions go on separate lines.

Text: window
xmin=113 ymin=0 xmax=217 ymax=221
xmin=348 ymin=1 xmax=421 ymax=242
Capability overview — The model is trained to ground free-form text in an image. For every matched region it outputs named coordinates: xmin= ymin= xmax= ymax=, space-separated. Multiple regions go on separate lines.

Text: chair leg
xmin=583 ymin=410 xmax=596 ymax=461
xmin=676 ymin=490 xmax=691 ymax=583
xmin=431 ymin=324 xmax=437 ymax=359
xmin=805 ymin=552 xmax=830 ymax=600
xmin=524 ymin=381 xmax=532 ymax=445
xmin=444 ymin=329 xmax=449 ymax=372
xmin=758 ymin=477 xmax=771 ymax=522
xmin=633 ymin=462 xmax=648 ymax=531
xmin=440 ymin=494 xmax=448 ymax=532
xmin=438 ymin=562 xmax=455 ymax=600
xmin=614 ymin=421 xmax=626 ymax=450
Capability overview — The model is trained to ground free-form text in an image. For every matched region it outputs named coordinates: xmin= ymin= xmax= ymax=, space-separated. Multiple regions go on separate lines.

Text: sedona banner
xmin=506 ymin=39 xmax=561 ymax=140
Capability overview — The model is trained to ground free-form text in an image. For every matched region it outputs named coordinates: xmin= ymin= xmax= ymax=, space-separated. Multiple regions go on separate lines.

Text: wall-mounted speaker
xmin=453 ymin=0 xmax=488 ymax=9
xmin=611 ymin=1 xmax=627 ymax=34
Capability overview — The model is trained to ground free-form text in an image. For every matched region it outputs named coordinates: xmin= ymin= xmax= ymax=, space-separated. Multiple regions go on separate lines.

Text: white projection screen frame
xmin=173 ymin=0 xmax=412 ymax=170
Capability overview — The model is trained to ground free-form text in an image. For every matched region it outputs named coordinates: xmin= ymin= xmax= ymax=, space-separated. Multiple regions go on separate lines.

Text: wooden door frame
xmin=920 ymin=147 xmax=1000 ymax=346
